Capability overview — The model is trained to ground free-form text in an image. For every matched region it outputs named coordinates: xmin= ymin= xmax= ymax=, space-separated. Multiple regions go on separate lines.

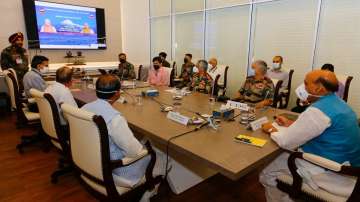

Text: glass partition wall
xmin=150 ymin=0 xmax=360 ymax=113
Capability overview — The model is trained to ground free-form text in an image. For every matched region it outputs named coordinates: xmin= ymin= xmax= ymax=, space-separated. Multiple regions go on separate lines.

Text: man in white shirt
xmin=266 ymin=55 xmax=289 ymax=89
xmin=207 ymin=58 xmax=223 ymax=82
xmin=260 ymin=70 xmax=360 ymax=202
xmin=81 ymin=74 xmax=152 ymax=200
xmin=45 ymin=66 xmax=77 ymax=125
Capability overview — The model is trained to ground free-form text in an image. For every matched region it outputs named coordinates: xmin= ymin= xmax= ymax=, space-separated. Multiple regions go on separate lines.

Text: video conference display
xmin=23 ymin=0 xmax=107 ymax=50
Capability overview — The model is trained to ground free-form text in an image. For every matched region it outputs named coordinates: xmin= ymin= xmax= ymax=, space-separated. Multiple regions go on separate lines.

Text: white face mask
xmin=295 ymin=83 xmax=322 ymax=102
xmin=40 ymin=68 xmax=47 ymax=74
xmin=272 ymin=63 xmax=281 ymax=70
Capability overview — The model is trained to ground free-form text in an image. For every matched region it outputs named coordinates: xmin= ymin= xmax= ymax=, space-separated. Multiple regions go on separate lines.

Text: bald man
xmin=260 ymin=70 xmax=360 ymax=202
xmin=45 ymin=66 xmax=77 ymax=125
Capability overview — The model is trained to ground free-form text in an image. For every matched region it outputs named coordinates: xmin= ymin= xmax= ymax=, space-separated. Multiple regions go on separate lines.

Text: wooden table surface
xmin=72 ymin=86 xmax=286 ymax=180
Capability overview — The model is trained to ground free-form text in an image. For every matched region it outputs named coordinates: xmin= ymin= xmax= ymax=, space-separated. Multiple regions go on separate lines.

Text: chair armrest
xmin=110 ymin=149 xmax=149 ymax=170
xmin=302 ymin=153 xmax=342 ymax=172
xmin=286 ymin=151 xmax=360 ymax=199
xmin=121 ymin=149 xmax=149 ymax=166
xmin=28 ymin=98 xmax=36 ymax=104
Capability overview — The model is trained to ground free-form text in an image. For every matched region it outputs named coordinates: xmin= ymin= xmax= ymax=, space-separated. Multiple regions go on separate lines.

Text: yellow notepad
xmin=234 ymin=135 xmax=267 ymax=147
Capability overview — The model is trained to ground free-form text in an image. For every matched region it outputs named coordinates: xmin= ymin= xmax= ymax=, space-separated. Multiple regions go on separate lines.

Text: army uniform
xmin=117 ymin=61 xmax=136 ymax=80
xmin=1 ymin=33 xmax=29 ymax=88
xmin=238 ymin=76 xmax=274 ymax=103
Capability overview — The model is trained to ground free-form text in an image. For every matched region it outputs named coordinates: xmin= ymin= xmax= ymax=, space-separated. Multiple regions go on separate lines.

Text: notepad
xmin=234 ymin=135 xmax=267 ymax=147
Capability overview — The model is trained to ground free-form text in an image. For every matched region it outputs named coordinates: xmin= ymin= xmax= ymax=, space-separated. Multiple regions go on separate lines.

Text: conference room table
xmin=72 ymin=83 xmax=288 ymax=192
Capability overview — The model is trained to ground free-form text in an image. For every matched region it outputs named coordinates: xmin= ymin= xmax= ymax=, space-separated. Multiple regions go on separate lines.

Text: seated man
xmin=81 ymin=74 xmax=151 ymax=188
xmin=292 ymin=63 xmax=346 ymax=113
xmin=261 ymin=70 xmax=360 ymax=202
xmin=234 ymin=60 xmax=274 ymax=108
xmin=23 ymin=55 xmax=49 ymax=112
xmin=178 ymin=53 xmax=195 ymax=88
xmin=321 ymin=63 xmax=345 ymax=98
xmin=45 ymin=66 xmax=77 ymax=125
xmin=207 ymin=58 xmax=223 ymax=81
xmin=148 ymin=56 xmax=169 ymax=86
xmin=117 ymin=53 xmax=136 ymax=80
xmin=159 ymin=52 xmax=171 ymax=68
xmin=266 ymin=55 xmax=289 ymax=89
xmin=191 ymin=60 xmax=213 ymax=94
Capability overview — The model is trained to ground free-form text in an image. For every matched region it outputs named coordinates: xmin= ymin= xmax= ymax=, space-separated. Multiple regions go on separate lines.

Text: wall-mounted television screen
xmin=22 ymin=0 xmax=106 ymax=50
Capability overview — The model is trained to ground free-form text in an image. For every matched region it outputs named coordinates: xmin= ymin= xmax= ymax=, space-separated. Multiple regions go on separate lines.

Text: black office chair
xmin=137 ymin=65 xmax=143 ymax=81
xmin=216 ymin=66 xmax=229 ymax=96
xmin=272 ymin=79 xmax=284 ymax=108
xmin=279 ymin=69 xmax=294 ymax=109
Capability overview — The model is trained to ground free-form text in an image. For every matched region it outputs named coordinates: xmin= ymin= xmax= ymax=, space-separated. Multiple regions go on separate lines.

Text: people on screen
xmin=40 ymin=19 xmax=57 ymax=33
xmin=178 ymin=53 xmax=195 ymax=88
xmin=234 ymin=60 xmax=274 ymax=108
xmin=266 ymin=55 xmax=289 ymax=89
xmin=148 ymin=56 xmax=169 ymax=86
xmin=207 ymin=57 xmax=223 ymax=81
xmin=81 ymin=74 xmax=151 ymax=189
xmin=45 ymin=66 xmax=77 ymax=126
xmin=191 ymin=60 xmax=213 ymax=94
xmin=159 ymin=52 xmax=171 ymax=68
xmin=261 ymin=70 xmax=360 ymax=202
xmin=1 ymin=32 xmax=29 ymax=89
xmin=81 ymin=23 xmax=95 ymax=34
xmin=117 ymin=53 xmax=136 ymax=80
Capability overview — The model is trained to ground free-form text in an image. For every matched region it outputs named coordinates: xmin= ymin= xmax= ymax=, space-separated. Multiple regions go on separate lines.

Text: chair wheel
xmin=16 ymin=144 xmax=24 ymax=154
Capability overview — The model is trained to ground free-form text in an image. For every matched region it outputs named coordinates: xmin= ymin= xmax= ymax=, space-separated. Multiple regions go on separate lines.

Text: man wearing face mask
xmin=260 ymin=70 xmax=360 ymax=202
xmin=81 ymin=75 xmax=158 ymax=202
xmin=159 ymin=52 xmax=171 ymax=68
xmin=148 ymin=56 xmax=169 ymax=86
xmin=266 ymin=55 xmax=289 ymax=89
xmin=1 ymin=32 xmax=29 ymax=88
xmin=117 ymin=53 xmax=136 ymax=80
xmin=23 ymin=55 xmax=49 ymax=99
xmin=178 ymin=53 xmax=195 ymax=88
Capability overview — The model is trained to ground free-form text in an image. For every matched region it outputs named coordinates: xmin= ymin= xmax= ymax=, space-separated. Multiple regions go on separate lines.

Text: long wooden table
xmin=73 ymin=86 xmax=285 ymax=182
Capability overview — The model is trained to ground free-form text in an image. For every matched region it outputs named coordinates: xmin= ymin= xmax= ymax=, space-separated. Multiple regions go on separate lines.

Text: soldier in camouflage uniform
xmin=117 ymin=53 xmax=136 ymax=80
xmin=191 ymin=60 xmax=213 ymax=94
xmin=1 ymin=32 xmax=29 ymax=89
xmin=235 ymin=60 xmax=274 ymax=108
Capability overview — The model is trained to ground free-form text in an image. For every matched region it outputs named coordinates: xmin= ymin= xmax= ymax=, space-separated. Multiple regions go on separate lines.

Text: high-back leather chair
xmin=3 ymin=70 xmax=46 ymax=153
xmin=30 ymin=89 xmax=73 ymax=183
xmin=61 ymin=104 xmax=162 ymax=201
xmin=277 ymin=151 xmax=360 ymax=202
xmin=271 ymin=78 xmax=284 ymax=108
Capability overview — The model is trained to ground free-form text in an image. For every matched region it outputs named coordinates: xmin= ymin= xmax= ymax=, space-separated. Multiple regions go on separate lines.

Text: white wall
xmin=120 ymin=0 xmax=150 ymax=65
xmin=0 ymin=0 xmax=122 ymax=63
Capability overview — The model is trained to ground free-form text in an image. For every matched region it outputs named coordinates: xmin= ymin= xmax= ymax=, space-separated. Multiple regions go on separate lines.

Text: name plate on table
xmin=226 ymin=100 xmax=249 ymax=111
xmin=250 ymin=117 xmax=269 ymax=131
xmin=167 ymin=111 xmax=190 ymax=126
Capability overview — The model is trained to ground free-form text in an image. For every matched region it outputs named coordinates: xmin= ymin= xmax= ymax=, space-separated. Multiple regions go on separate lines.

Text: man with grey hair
xmin=191 ymin=60 xmax=213 ymax=93
xmin=234 ymin=60 xmax=274 ymax=108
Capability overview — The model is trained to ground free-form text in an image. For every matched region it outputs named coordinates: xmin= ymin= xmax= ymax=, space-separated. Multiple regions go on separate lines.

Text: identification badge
xmin=16 ymin=58 xmax=23 ymax=64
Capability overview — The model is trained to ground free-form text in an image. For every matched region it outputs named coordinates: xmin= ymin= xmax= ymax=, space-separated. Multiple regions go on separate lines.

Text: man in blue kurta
xmin=261 ymin=70 xmax=360 ymax=202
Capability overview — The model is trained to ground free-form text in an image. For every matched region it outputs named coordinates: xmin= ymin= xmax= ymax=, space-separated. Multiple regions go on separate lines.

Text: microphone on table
xmin=195 ymin=121 xmax=210 ymax=131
